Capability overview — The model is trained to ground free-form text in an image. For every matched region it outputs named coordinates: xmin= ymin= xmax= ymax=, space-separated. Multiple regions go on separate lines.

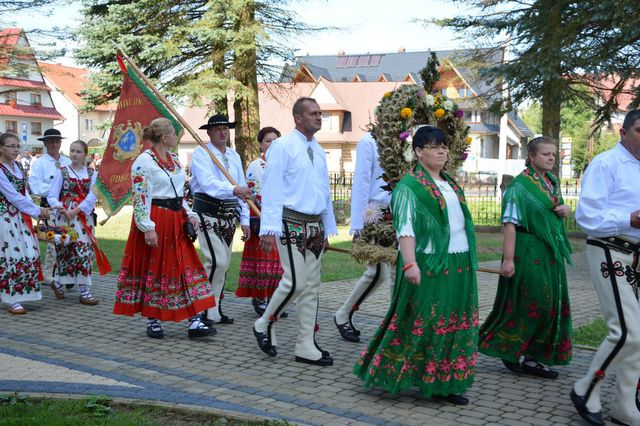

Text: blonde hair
xmin=143 ymin=118 xmax=175 ymax=144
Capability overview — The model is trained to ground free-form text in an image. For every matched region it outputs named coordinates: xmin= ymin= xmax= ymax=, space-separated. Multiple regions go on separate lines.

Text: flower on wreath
xmin=400 ymin=107 xmax=413 ymax=119
xmin=434 ymin=108 xmax=445 ymax=119
xmin=46 ymin=231 xmax=54 ymax=240
xmin=362 ymin=203 xmax=384 ymax=225
xmin=383 ymin=92 xmax=392 ymax=98
xmin=443 ymin=100 xmax=454 ymax=111
xmin=399 ymin=130 xmax=411 ymax=141
xmin=460 ymin=152 xmax=469 ymax=161
xmin=454 ymin=109 xmax=464 ymax=119
xmin=424 ymin=94 xmax=435 ymax=107
xmin=466 ymin=136 xmax=473 ymax=145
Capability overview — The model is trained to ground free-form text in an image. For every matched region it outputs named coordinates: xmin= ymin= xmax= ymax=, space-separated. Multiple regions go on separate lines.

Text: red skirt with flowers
xmin=235 ymin=218 xmax=283 ymax=299
xmin=113 ymin=206 xmax=215 ymax=322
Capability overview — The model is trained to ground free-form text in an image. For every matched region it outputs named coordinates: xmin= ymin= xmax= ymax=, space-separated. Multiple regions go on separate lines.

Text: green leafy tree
xmin=434 ymin=0 xmax=640 ymax=173
xmin=75 ymin=0 xmax=321 ymax=165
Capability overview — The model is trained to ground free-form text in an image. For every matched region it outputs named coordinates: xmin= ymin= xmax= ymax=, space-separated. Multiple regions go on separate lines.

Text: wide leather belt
xmin=192 ymin=192 xmax=239 ymax=218
xmin=151 ymin=197 xmax=182 ymax=211
xmin=591 ymin=236 xmax=640 ymax=254
xmin=283 ymin=207 xmax=322 ymax=223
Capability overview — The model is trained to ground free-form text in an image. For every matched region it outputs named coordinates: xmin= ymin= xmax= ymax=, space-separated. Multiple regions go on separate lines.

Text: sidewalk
xmin=1 ymin=248 xmax=612 ymax=425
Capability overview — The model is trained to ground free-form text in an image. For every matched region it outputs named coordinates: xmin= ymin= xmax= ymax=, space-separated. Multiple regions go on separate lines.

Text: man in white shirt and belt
xmin=29 ymin=128 xmax=71 ymax=287
xmin=253 ymin=97 xmax=338 ymax=366
xmin=334 ymin=132 xmax=393 ymax=343
xmin=190 ymin=114 xmax=251 ymax=326
xmin=571 ymin=109 xmax=640 ymax=426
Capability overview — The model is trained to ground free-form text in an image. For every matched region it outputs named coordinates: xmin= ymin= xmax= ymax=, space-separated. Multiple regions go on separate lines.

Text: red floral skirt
xmin=235 ymin=219 xmax=283 ymax=299
xmin=113 ymin=206 xmax=215 ymax=322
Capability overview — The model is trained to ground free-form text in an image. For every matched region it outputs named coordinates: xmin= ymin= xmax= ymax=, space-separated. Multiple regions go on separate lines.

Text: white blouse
xmin=397 ymin=180 xmax=469 ymax=253
xmin=130 ymin=150 xmax=192 ymax=233
xmin=47 ymin=165 xmax=98 ymax=216
xmin=0 ymin=161 xmax=40 ymax=217
xmin=28 ymin=153 xmax=71 ymax=197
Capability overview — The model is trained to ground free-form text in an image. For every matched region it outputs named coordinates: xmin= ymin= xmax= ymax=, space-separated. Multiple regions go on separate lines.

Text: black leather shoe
xmin=146 ymin=325 xmax=164 ymax=339
xmin=434 ymin=394 xmax=469 ymax=406
xmin=502 ymin=358 xmax=523 ymax=374
xmin=253 ymin=327 xmax=277 ymax=357
xmin=521 ymin=359 xmax=558 ymax=379
xmin=216 ymin=315 xmax=234 ymax=324
xmin=334 ymin=317 xmax=360 ymax=343
xmin=188 ymin=326 xmax=217 ymax=339
xmin=295 ymin=352 xmax=334 ymax=367
xmin=198 ymin=313 xmax=215 ymax=328
xmin=65 ymin=284 xmax=75 ymax=290
xmin=570 ymin=389 xmax=604 ymax=425
xmin=252 ymin=298 xmax=266 ymax=316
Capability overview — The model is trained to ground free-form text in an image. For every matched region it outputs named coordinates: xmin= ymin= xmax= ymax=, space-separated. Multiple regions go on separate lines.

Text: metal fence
xmin=330 ymin=172 xmax=582 ymax=231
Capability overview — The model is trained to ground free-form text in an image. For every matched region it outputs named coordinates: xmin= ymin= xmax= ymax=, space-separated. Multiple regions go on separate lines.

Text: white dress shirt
xmin=28 ymin=153 xmax=71 ymax=197
xmin=350 ymin=133 xmax=392 ymax=234
xmin=397 ymin=180 xmax=469 ymax=253
xmin=190 ymin=142 xmax=249 ymax=226
xmin=259 ymin=129 xmax=338 ymax=237
xmin=47 ymin=165 xmax=98 ymax=216
xmin=0 ymin=161 xmax=41 ymax=217
xmin=576 ymin=142 xmax=640 ymax=239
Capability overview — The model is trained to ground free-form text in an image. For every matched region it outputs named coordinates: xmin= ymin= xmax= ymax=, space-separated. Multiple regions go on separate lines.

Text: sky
xmin=5 ymin=0 xmax=473 ymax=68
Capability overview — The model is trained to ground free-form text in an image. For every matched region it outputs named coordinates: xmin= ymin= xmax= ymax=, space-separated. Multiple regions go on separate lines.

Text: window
xmin=464 ymin=111 xmax=473 ymax=121
xmin=440 ymin=88 xmax=447 ymax=96
xmin=85 ymin=119 xmax=94 ymax=131
xmin=321 ymin=112 xmax=332 ymax=131
xmin=31 ymin=122 xmax=42 ymax=135
xmin=30 ymin=93 xmax=42 ymax=105
xmin=5 ymin=120 xmax=18 ymax=132
xmin=5 ymin=92 xmax=17 ymax=103
xmin=459 ymin=87 xmax=473 ymax=97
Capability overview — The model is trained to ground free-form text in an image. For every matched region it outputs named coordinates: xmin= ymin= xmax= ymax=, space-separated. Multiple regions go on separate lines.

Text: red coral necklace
xmin=151 ymin=147 xmax=175 ymax=172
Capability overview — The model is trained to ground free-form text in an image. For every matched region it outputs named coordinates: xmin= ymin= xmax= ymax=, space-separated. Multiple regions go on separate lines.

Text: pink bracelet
xmin=402 ymin=263 xmax=415 ymax=271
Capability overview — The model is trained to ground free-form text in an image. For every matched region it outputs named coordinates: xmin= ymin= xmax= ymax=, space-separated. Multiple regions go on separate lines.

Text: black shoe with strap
xmin=146 ymin=320 xmax=164 ymax=339
xmin=521 ymin=358 xmax=558 ymax=379
xmin=334 ymin=316 xmax=360 ymax=343
xmin=188 ymin=318 xmax=217 ymax=339
xmin=295 ymin=351 xmax=333 ymax=367
xmin=253 ymin=326 xmax=277 ymax=357
xmin=501 ymin=358 xmax=523 ymax=374
xmin=570 ymin=389 xmax=604 ymax=426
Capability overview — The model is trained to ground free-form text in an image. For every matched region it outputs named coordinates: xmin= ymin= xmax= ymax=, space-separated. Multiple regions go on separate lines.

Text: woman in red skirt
xmin=113 ymin=118 xmax=215 ymax=339
xmin=236 ymin=127 xmax=284 ymax=315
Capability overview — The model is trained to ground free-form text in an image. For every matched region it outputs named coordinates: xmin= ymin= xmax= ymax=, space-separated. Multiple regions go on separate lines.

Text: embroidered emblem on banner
xmin=111 ymin=121 xmax=143 ymax=162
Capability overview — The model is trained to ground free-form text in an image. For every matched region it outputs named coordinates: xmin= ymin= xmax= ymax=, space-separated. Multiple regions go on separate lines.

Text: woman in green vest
xmin=479 ymin=136 xmax=573 ymax=379
xmin=354 ymin=126 xmax=479 ymax=405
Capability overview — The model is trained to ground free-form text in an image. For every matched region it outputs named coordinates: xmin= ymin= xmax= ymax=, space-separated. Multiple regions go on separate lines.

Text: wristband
xmin=402 ymin=263 xmax=415 ymax=271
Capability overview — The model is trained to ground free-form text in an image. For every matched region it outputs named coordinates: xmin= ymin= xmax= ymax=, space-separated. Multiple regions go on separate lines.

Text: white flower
xmin=424 ymin=94 xmax=435 ymax=107
xmin=403 ymin=143 xmax=414 ymax=163
xmin=362 ymin=202 xmax=384 ymax=225
xmin=443 ymin=100 xmax=454 ymax=111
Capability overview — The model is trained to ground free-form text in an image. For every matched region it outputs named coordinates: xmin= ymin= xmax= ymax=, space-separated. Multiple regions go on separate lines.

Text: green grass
xmin=0 ymin=395 xmax=283 ymax=425
xmin=40 ymin=210 xmax=585 ymax=290
xmin=573 ymin=316 xmax=608 ymax=347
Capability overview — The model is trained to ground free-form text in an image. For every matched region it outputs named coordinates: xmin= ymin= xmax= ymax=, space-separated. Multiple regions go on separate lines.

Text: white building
xmin=0 ymin=28 xmax=63 ymax=151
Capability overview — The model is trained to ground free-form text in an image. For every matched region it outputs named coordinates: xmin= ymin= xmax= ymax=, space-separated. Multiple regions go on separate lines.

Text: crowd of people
xmin=1 ymin=100 xmax=638 ymax=425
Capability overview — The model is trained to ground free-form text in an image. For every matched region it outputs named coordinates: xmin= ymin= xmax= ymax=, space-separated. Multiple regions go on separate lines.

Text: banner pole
xmin=114 ymin=44 xmax=260 ymax=217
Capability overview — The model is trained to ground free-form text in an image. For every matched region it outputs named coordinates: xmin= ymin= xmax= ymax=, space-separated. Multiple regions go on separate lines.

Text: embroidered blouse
xmin=0 ymin=161 xmax=41 ymax=217
xmin=47 ymin=165 xmax=97 ymax=216
xmin=130 ymin=149 xmax=192 ymax=233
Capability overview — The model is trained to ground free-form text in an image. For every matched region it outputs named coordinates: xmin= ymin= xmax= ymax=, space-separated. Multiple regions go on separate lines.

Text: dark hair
xmin=623 ymin=109 xmax=640 ymax=130
xmin=143 ymin=117 xmax=174 ymax=144
xmin=70 ymin=139 xmax=88 ymax=154
xmin=257 ymin=126 xmax=281 ymax=142
xmin=292 ymin=97 xmax=318 ymax=116
xmin=525 ymin=136 xmax=556 ymax=166
xmin=412 ymin=125 xmax=448 ymax=151
xmin=0 ymin=132 xmax=19 ymax=146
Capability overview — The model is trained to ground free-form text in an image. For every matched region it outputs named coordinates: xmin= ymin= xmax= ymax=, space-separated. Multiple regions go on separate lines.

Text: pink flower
xmin=424 ymin=361 xmax=436 ymax=375
xmin=507 ymin=320 xmax=516 ymax=328
xmin=413 ymin=317 xmax=423 ymax=328
xmin=388 ymin=323 xmax=398 ymax=331
xmin=438 ymin=358 xmax=451 ymax=373
xmin=411 ymin=327 xmax=424 ymax=336
xmin=437 ymin=316 xmax=446 ymax=327
xmin=390 ymin=337 xmax=402 ymax=346
xmin=453 ymin=355 xmax=467 ymax=371
xmin=400 ymin=361 xmax=411 ymax=373
xmin=372 ymin=354 xmax=382 ymax=367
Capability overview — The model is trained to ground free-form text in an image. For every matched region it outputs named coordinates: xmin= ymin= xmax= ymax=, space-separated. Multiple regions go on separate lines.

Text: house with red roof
xmin=39 ymin=62 xmax=115 ymax=153
xmin=0 ymin=28 xmax=64 ymax=151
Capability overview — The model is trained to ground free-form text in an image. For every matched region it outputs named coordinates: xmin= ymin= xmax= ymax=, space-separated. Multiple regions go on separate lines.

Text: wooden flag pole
xmin=115 ymin=45 xmax=260 ymax=217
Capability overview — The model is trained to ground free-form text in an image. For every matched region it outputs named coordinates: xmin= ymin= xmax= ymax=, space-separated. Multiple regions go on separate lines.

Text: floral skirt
xmin=354 ymin=251 xmax=479 ymax=398
xmin=0 ymin=211 xmax=42 ymax=304
xmin=113 ymin=206 xmax=215 ymax=322
xmin=53 ymin=210 xmax=93 ymax=286
xmin=479 ymin=231 xmax=572 ymax=365
xmin=236 ymin=218 xmax=283 ymax=299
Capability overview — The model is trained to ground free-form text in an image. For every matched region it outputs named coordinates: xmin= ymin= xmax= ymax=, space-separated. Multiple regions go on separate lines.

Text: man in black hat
xmin=190 ymin=114 xmax=252 ymax=325
xmin=29 ymin=128 xmax=71 ymax=287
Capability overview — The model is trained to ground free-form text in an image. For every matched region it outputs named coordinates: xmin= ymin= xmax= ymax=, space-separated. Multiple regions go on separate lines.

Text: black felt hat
xmin=37 ymin=128 xmax=66 ymax=141
xmin=198 ymin=114 xmax=236 ymax=130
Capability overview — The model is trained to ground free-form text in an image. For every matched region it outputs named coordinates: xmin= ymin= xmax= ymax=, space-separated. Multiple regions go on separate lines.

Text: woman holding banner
xmin=47 ymin=140 xmax=108 ymax=304
xmin=113 ymin=118 xmax=216 ymax=339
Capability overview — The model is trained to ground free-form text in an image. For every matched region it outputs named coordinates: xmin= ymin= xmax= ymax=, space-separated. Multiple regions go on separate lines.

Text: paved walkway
xmin=1 ymin=244 xmax=615 ymax=425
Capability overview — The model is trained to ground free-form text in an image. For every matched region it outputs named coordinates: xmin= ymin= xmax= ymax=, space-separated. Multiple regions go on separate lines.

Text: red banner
xmin=93 ymin=56 xmax=182 ymax=217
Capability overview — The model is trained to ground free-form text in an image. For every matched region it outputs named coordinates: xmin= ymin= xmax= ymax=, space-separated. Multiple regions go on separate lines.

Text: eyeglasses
xmin=1 ymin=144 xmax=21 ymax=149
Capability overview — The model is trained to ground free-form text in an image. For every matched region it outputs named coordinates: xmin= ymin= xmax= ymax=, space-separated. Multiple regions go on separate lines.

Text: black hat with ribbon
xmin=37 ymin=128 xmax=67 ymax=141
xmin=198 ymin=114 xmax=236 ymax=130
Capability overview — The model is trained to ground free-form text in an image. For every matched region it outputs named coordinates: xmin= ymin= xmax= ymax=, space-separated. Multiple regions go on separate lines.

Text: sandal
xmin=79 ymin=295 xmax=99 ymax=305
xmin=8 ymin=305 xmax=27 ymax=315
xmin=50 ymin=282 xmax=65 ymax=299
xmin=521 ymin=359 xmax=558 ymax=379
